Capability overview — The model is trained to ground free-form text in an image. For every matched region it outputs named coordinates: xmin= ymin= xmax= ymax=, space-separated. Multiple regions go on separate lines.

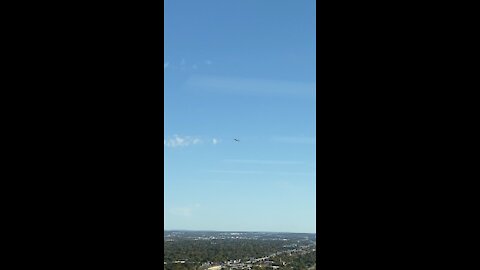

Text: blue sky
xmin=164 ymin=0 xmax=316 ymax=233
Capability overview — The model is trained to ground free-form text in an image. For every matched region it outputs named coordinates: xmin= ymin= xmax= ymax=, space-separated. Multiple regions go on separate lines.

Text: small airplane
xmin=234 ymin=139 xmax=240 ymax=142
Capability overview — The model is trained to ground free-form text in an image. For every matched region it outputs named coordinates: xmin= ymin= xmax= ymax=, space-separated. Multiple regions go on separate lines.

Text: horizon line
xmin=164 ymin=229 xmax=316 ymax=234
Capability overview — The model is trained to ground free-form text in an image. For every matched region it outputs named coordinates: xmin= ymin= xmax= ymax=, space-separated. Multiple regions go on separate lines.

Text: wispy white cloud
xmin=164 ymin=135 xmax=202 ymax=148
xmin=163 ymin=59 xmax=213 ymax=71
xmin=169 ymin=203 xmax=201 ymax=217
xmin=169 ymin=207 xmax=192 ymax=217
xmin=184 ymin=76 xmax=316 ymax=98
xmin=164 ymin=136 xmax=221 ymax=148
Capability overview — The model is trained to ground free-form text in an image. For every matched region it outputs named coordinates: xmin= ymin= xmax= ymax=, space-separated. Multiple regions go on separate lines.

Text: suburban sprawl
xmin=164 ymin=231 xmax=316 ymax=270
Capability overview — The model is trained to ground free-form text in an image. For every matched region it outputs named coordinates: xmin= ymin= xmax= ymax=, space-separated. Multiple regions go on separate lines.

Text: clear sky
xmin=164 ymin=0 xmax=316 ymax=233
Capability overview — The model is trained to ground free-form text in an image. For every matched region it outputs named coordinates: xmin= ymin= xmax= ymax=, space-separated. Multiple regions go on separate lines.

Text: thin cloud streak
xmin=184 ymin=76 xmax=316 ymax=98
xmin=163 ymin=59 xmax=212 ymax=71
xmin=206 ymin=170 xmax=314 ymax=176
xmin=224 ymin=159 xmax=304 ymax=165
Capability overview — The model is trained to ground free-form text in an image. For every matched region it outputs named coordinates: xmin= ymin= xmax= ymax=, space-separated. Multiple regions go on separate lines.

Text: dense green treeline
xmin=164 ymin=239 xmax=297 ymax=262
xmin=284 ymin=251 xmax=316 ymax=269
xmin=164 ymin=263 xmax=198 ymax=270
xmin=268 ymin=250 xmax=316 ymax=269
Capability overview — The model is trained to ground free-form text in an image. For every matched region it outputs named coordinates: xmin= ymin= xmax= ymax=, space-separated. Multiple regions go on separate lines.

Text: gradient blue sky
xmin=164 ymin=0 xmax=316 ymax=233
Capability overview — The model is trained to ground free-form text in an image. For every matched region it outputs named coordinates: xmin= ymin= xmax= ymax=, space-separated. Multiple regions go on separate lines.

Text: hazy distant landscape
xmin=164 ymin=231 xmax=316 ymax=270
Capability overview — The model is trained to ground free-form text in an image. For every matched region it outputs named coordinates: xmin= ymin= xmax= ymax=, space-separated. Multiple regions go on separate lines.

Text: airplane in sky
xmin=234 ymin=139 xmax=240 ymax=142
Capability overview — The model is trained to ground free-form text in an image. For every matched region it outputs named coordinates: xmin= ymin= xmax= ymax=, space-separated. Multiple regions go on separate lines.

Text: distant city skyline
xmin=164 ymin=0 xmax=316 ymax=233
